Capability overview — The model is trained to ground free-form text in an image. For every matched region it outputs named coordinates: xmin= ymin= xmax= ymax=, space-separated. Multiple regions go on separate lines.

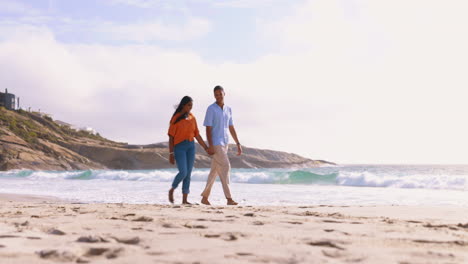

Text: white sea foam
xmin=1 ymin=165 xmax=467 ymax=192
xmin=336 ymin=171 xmax=468 ymax=191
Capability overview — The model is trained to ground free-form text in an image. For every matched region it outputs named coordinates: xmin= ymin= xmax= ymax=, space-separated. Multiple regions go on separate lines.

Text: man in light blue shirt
xmin=201 ymin=85 xmax=242 ymax=206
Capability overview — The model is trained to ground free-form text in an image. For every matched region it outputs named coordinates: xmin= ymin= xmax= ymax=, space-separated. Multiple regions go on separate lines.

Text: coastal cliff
xmin=0 ymin=108 xmax=335 ymax=171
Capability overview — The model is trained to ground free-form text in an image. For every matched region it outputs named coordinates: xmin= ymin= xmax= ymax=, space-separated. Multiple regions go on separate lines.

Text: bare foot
xmin=182 ymin=201 xmax=192 ymax=205
xmin=168 ymin=189 xmax=174 ymax=204
xmin=227 ymin=198 xmax=238 ymax=206
xmin=201 ymin=197 xmax=211 ymax=205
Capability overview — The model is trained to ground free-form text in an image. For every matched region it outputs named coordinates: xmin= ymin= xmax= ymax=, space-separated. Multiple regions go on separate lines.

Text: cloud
xmin=105 ymin=0 xmax=163 ymax=8
xmin=0 ymin=0 xmax=40 ymax=15
xmin=211 ymin=0 xmax=287 ymax=8
xmin=1 ymin=0 xmax=467 ymax=163
xmin=95 ymin=17 xmax=212 ymax=42
xmin=105 ymin=0 xmax=287 ymax=9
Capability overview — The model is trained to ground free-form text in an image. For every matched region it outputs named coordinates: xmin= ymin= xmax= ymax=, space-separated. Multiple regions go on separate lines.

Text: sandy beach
xmin=0 ymin=193 xmax=467 ymax=264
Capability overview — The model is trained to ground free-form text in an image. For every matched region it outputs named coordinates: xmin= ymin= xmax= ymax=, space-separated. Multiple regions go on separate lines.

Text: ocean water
xmin=1 ymin=165 xmax=467 ymax=206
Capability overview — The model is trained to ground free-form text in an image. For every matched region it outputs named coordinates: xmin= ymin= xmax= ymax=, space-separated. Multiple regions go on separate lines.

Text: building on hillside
xmin=55 ymin=120 xmax=77 ymax=130
xmin=79 ymin=126 xmax=97 ymax=135
xmin=33 ymin=111 xmax=52 ymax=119
xmin=0 ymin=89 xmax=16 ymax=110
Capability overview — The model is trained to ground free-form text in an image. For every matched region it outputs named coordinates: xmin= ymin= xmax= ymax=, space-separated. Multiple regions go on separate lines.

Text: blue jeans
xmin=171 ymin=140 xmax=195 ymax=194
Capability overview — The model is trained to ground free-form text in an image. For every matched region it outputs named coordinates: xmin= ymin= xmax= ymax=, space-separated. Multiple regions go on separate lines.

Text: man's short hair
xmin=213 ymin=85 xmax=224 ymax=93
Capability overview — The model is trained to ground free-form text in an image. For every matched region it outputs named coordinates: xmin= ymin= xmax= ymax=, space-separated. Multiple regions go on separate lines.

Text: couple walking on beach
xmin=167 ymin=86 xmax=242 ymax=205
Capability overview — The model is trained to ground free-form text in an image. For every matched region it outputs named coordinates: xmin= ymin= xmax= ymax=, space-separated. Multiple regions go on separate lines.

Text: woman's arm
xmin=195 ymin=134 xmax=212 ymax=154
xmin=168 ymin=136 xmax=175 ymax=164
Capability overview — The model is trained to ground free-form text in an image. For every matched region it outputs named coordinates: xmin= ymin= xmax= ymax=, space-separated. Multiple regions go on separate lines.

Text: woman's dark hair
xmin=172 ymin=96 xmax=193 ymax=124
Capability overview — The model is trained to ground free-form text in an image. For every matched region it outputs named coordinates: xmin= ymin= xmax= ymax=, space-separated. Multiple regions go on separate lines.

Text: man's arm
xmin=229 ymin=125 xmax=242 ymax=156
xmin=206 ymin=126 xmax=214 ymax=155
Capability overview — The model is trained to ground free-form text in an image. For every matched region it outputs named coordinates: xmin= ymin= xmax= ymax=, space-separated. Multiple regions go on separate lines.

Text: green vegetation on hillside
xmin=0 ymin=107 xmax=111 ymax=145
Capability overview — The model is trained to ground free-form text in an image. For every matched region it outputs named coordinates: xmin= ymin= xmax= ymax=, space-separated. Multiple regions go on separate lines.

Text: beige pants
xmin=201 ymin=145 xmax=232 ymax=199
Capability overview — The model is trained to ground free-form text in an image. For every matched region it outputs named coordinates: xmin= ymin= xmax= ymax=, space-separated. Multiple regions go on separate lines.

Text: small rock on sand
xmin=132 ymin=216 xmax=153 ymax=222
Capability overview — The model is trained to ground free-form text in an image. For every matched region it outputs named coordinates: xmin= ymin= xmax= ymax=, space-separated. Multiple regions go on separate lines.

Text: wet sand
xmin=1 ymin=193 xmax=468 ymax=263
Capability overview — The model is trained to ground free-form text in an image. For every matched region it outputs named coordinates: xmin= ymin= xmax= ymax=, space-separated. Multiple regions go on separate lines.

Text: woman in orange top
xmin=168 ymin=96 xmax=211 ymax=204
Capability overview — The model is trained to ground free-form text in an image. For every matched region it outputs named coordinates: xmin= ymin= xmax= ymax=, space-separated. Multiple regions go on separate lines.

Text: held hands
xmin=169 ymin=153 xmax=175 ymax=164
xmin=205 ymin=146 xmax=215 ymax=155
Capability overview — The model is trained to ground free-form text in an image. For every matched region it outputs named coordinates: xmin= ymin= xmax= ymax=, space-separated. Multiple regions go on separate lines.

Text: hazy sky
xmin=1 ymin=0 xmax=467 ymax=164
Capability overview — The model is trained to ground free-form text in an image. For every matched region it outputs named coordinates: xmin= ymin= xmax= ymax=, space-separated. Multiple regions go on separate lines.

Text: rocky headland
xmin=0 ymin=108 xmax=335 ymax=171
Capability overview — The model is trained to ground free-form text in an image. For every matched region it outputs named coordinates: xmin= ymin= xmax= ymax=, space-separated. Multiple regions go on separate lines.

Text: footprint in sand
xmin=322 ymin=220 xmax=343 ymax=224
xmin=85 ymin=247 xmax=124 ymax=259
xmin=14 ymin=221 xmax=29 ymax=227
xmin=252 ymin=221 xmax=264 ymax=226
xmin=146 ymin=251 xmax=166 ymax=256
xmin=225 ymin=215 xmax=239 ymax=218
xmin=132 ymin=216 xmax=153 ymax=222
xmin=112 ymin=236 xmax=140 ymax=245
xmin=162 ymin=223 xmax=179 ymax=228
xmin=307 ymin=240 xmax=346 ymax=250
xmin=406 ymin=220 xmax=423 ymax=224
xmin=77 ymin=235 xmax=108 ymax=243
xmin=204 ymin=234 xmax=221 ymax=238
xmin=47 ymin=228 xmax=66 ymax=235
xmin=301 ymin=211 xmax=320 ymax=216
xmin=123 ymin=213 xmax=136 ymax=217
xmin=109 ymin=217 xmax=126 ymax=221
xmin=243 ymin=213 xmax=255 ymax=217
xmin=412 ymin=239 xmax=467 ymax=246
xmin=106 ymin=248 xmax=125 ymax=259
xmin=76 ymin=257 xmax=91 ymax=263
xmin=411 ymin=250 xmax=455 ymax=259
xmin=184 ymin=223 xmax=208 ymax=229
xmin=37 ymin=249 xmax=76 ymax=262
xmin=283 ymin=221 xmax=303 ymax=225
xmin=223 ymin=233 xmax=238 ymax=241
xmin=85 ymin=247 xmax=109 ymax=256
xmin=324 ymin=229 xmax=350 ymax=236
xmin=322 ymin=249 xmax=348 ymax=258
xmin=204 ymin=233 xmax=238 ymax=241
xmin=0 ymin=235 xmax=19 ymax=238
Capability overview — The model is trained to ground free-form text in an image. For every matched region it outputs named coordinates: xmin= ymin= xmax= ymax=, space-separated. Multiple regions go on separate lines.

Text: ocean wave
xmin=1 ymin=167 xmax=467 ymax=191
xmin=336 ymin=171 xmax=468 ymax=190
